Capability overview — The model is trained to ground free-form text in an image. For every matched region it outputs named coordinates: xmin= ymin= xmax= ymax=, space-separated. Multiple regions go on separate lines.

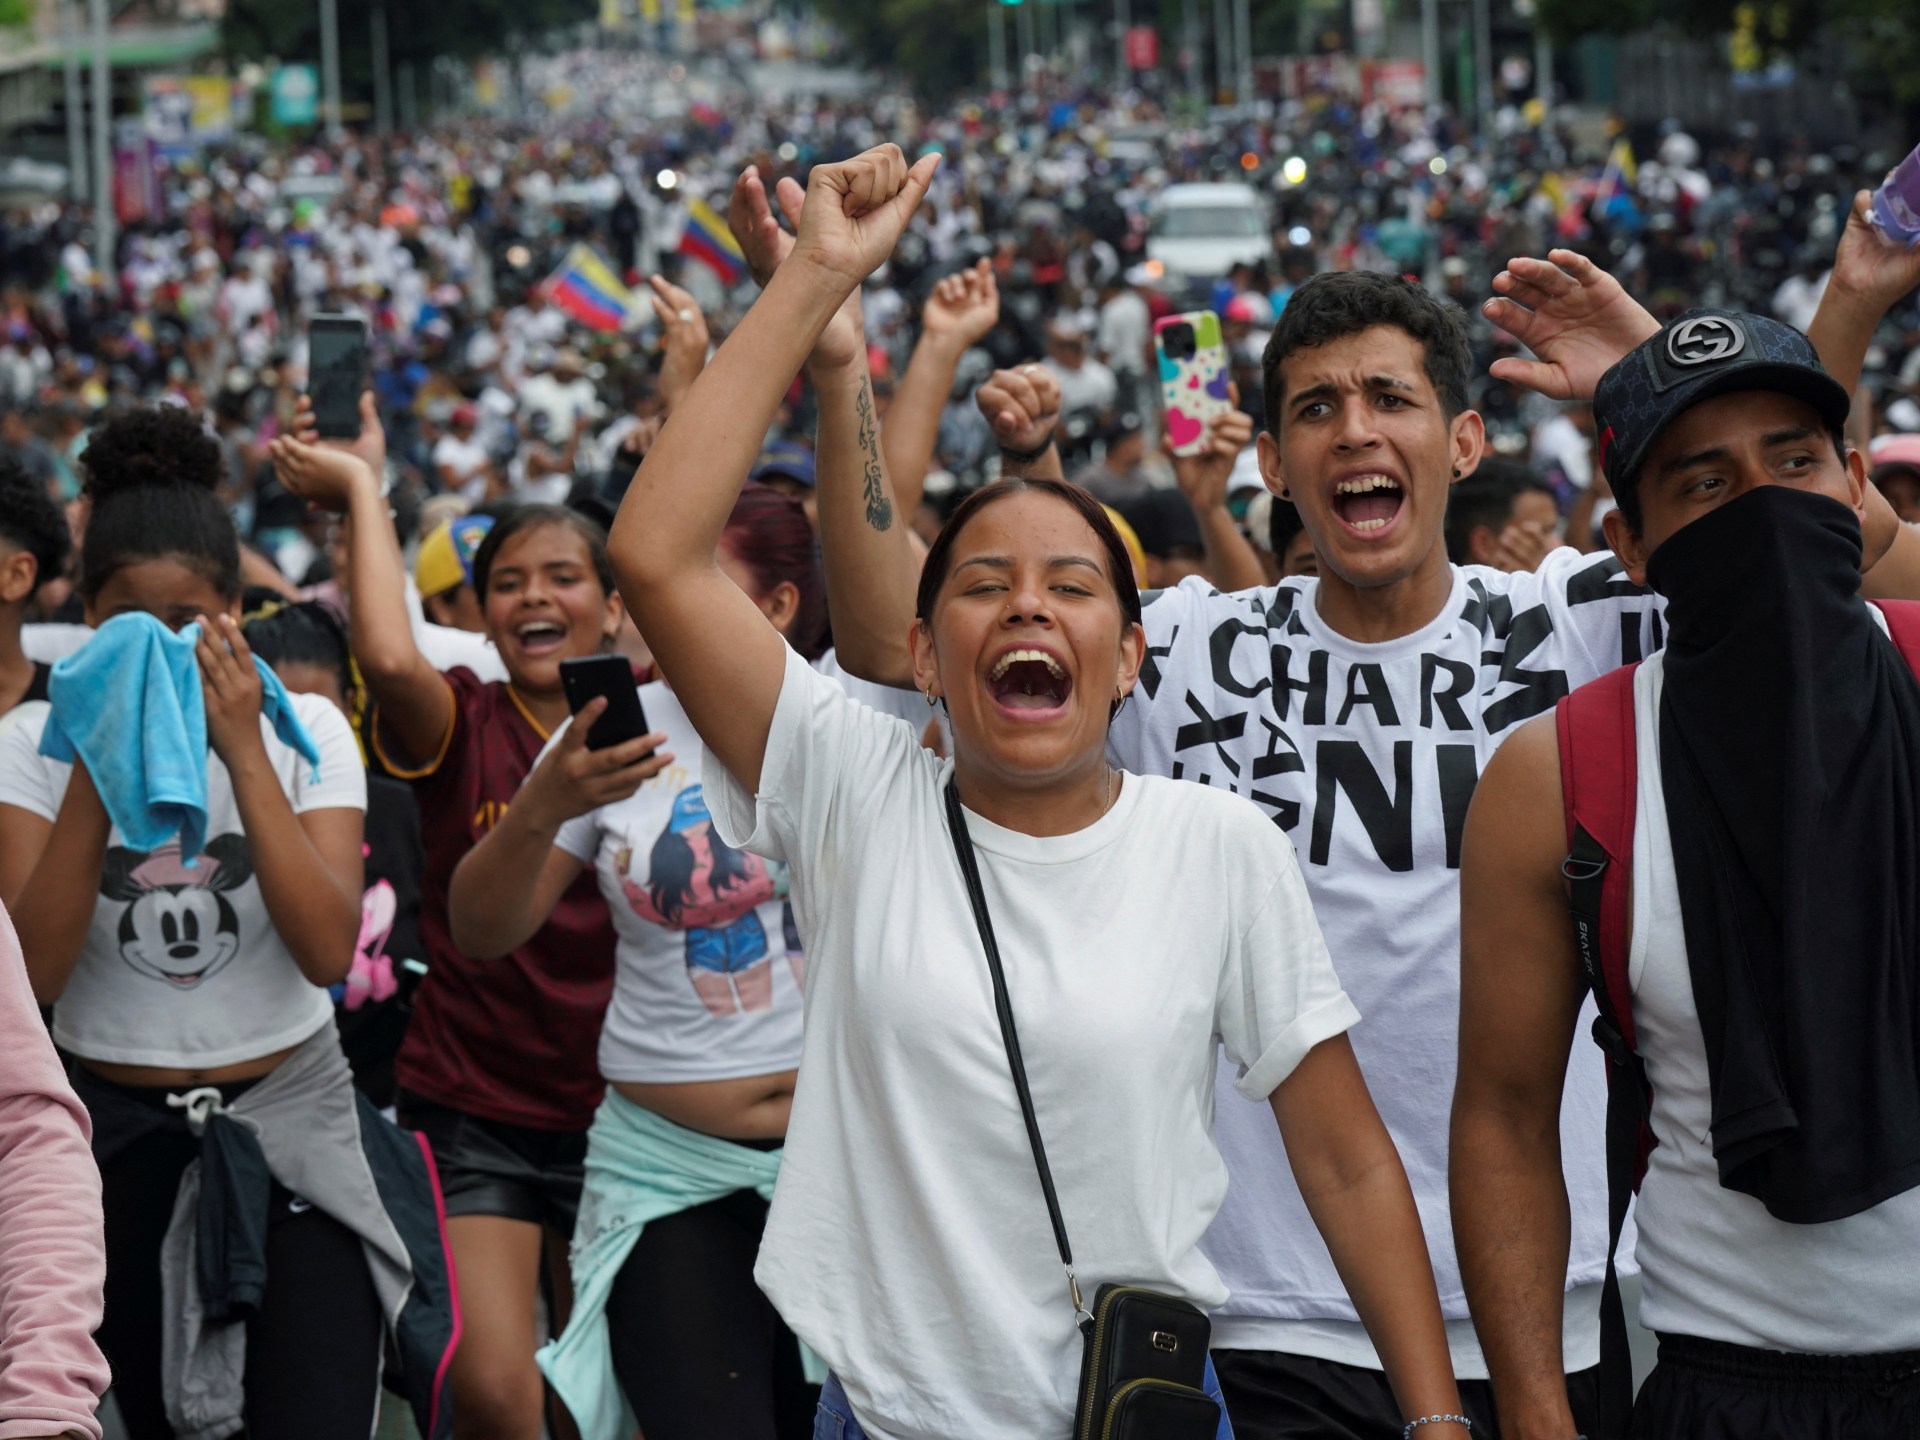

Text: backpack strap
xmin=1870 ymin=598 xmax=1920 ymax=673
xmin=1554 ymin=663 xmax=1649 ymax=1440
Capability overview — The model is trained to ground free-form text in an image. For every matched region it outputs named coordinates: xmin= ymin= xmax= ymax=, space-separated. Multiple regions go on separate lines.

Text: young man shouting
xmin=1452 ymin=312 xmax=1920 ymax=1438
xmin=791 ymin=162 xmax=1920 ymax=1432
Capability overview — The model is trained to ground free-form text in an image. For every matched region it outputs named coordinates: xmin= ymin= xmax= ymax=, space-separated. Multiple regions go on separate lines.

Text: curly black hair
xmin=0 ymin=456 xmax=71 ymax=597
xmin=78 ymin=404 xmax=239 ymax=603
xmin=1261 ymin=271 xmax=1472 ymax=437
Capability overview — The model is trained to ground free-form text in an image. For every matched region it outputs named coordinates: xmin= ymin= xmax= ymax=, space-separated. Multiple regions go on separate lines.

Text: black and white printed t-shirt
xmin=1108 ymin=546 xmax=1664 ymax=1377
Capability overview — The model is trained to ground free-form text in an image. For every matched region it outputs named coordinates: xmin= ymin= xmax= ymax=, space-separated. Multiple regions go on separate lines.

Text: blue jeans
xmin=813 ymin=1357 xmax=1235 ymax=1439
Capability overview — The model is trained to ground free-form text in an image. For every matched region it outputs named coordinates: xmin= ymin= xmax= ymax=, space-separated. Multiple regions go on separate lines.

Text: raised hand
xmin=1170 ymin=389 xmax=1254 ymax=514
xmin=1491 ymin=517 xmax=1557 ymax=574
xmin=727 ymin=164 xmax=807 ymax=289
xmin=976 ymin=363 xmax=1061 ymax=455
xmin=268 ymin=432 xmax=380 ymax=512
xmin=648 ymin=273 xmax=711 ymax=411
xmin=729 ymin=163 xmax=867 ymax=373
xmin=922 ymin=258 xmax=1000 ymax=350
xmin=292 ymin=391 xmax=387 ymax=480
xmin=1484 ymin=250 xmax=1661 ymax=402
xmin=791 ymin=144 xmax=942 ymax=288
xmin=1829 ymin=189 xmax=1920 ymax=313
xmin=195 ymin=613 xmax=265 ymax=764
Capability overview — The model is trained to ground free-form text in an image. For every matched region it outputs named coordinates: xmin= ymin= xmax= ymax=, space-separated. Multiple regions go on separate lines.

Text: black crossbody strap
xmin=944 ymin=778 xmax=1091 ymax=1326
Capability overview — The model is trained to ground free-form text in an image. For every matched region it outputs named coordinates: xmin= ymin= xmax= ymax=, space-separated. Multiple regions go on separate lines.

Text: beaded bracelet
xmin=1403 ymin=1416 xmax=1472 ymax=1440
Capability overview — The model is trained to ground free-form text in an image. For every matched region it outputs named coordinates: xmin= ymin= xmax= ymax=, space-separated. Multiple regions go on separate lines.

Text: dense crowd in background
xmin=3 ymin=46 xmax=1920 ymax=578
xmin=3 ymin=37 xmax=1920 ymax=1440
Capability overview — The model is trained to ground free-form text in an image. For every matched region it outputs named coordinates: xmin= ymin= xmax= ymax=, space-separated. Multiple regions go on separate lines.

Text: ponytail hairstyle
xmin=243 ymin=599 xmax=355 ymax=706
xmin=79 ymin=405 xmax=238 ymax=605
xmin=721 ymin=483 xmax=828 ymax=660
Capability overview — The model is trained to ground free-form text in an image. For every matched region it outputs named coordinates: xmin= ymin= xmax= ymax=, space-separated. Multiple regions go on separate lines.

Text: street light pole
xmin=1016 ymin=0 xmax=1035 ymax=88
xmin=319 ymin=0 xmax=343 ymax=137
xmin=988 ymin=2 xmax=1009 ymax=92
xmin=1421 ymin=0 xmax=1441 ymax=108
xmin=1471 ymin=0 xmax=1493 ymax=136
xmin=59 ymin=0 xmax=85 ymax=200
xmin=1212 ymin=0 xmax=1230 ymax=101
xmin=1114 ymin=0 xmax=1128 ymax=81
xmin=88 ymin=0 xmax=111 ymax=278
xmin=1234 ymin=0 xmax=1252 ymax=109
xmin=1534 ymin=22 xmax=1553 ymax=113
xmin=1181 ymin=0 xmax=1201 ymax=107
xmin=371 ymin=0 xmax=393 ymax=133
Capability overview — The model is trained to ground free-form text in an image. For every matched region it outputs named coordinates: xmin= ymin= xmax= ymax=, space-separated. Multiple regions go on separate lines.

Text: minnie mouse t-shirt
xmin=0 ymin=694 xmax=365 ymax=1068
xmin=550 ymin=680 xmax=802 ymax=1085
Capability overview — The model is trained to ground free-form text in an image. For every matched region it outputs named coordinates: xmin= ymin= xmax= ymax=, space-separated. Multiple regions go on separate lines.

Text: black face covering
xmin=1648 ymin=483 xmax=1920 ymax=1223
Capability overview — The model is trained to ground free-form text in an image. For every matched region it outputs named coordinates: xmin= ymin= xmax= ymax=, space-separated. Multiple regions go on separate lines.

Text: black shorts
xmin=1634 ymin=1334 xmax=1920 ymax=1439
xmin=1211 ymin=1347 xmax=1603 ymax=1440
xmin=397 ymin=1093 xmax=588 ymax=1236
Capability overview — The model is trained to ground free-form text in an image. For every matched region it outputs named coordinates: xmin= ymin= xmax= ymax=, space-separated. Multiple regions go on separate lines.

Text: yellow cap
xmin=1102 ymin=505 xmax=1149 ymax=590
xmin=414 ymin=514 xmax=495 ymax=598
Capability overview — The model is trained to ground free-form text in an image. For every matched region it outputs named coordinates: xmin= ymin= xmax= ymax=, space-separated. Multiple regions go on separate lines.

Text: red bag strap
xmin=1870 ymin=599 xmax=1920 ymax=674
xmin=1554 ymin=663 xmax=1647 ymax=1440
xmin=1555 ymin=664 xmax=1641 ymax=1053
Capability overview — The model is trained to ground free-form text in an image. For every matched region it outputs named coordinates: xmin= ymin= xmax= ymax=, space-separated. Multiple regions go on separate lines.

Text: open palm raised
xmin=1484 ymin=249 xmax=1661 ymax=403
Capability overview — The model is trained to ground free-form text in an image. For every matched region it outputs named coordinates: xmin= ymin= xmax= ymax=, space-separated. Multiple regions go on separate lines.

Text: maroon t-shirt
xmin=378 ymin=666 xmax=615 ymax=1131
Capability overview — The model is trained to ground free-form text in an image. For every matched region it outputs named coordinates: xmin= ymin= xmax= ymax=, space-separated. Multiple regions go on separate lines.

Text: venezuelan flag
xmin=677 ymin=196 xmax=747 ymax=284
xmin=547 ymin=245 xmax=642 ymax=332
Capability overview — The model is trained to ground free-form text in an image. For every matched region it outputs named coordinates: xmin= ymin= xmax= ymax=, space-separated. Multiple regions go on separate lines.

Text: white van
xmin=1146 ymin=183 xmax=1275 ymax=291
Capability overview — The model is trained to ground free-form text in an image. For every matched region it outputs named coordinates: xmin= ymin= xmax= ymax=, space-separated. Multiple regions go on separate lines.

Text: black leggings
xmin=96 ymin=1098 xmax=385 ymax=1440
xmin=605 ymin=1187 xmax=817 ymax=1440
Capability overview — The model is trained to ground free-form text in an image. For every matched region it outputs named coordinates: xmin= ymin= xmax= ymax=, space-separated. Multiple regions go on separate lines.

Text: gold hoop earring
xmin=925 ymin=689 xmax=939 ymax=708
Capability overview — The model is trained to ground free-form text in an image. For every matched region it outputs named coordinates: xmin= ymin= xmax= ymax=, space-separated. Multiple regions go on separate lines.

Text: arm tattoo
xmin=855 ymin=377 xmax=893 ymax=532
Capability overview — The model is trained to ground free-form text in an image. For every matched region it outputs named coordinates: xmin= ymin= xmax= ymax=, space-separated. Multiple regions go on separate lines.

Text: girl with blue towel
xmin=0 ymin=405 xmax=456 ymax=1440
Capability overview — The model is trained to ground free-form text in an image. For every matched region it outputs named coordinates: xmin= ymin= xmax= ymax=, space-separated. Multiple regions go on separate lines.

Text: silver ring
xmin=677 ymin=308 xmax=694 ymax=322
xmin=1021 ymin=364 xmax=1038 ymax=377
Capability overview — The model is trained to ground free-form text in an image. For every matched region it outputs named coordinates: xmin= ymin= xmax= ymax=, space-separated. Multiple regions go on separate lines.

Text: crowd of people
xmin=1 ymin=37 xmax=1919 ymax=1440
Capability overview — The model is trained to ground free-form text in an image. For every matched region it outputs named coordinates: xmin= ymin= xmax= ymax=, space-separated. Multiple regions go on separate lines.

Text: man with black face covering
xmin=1451 ymin=310 xmax=1920 ymax=1440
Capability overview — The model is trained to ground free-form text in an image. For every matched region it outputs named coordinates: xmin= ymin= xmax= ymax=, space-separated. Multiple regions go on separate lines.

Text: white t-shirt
xmin=0 ymin=695 xmax=365 ymax=1067
xmin=431 ymin=433 xmax=492 ymax=502
xmin=711 ymin=648 xmax=1359 ymax=1440
xmin=1627 ymin=649 xmax=1920 ymax=1351
xmin=550 ymin=682 xmax=803 ymax=1085
xmin=1108 ymin=550 xmax=1664 ymax=1375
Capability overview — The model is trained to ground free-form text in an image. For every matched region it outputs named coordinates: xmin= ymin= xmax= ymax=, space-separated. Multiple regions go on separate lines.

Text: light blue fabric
xmin=39 ymin=612 xmax=320 ymax=859
xmin=537 ymin=1091 xmax=815 ymax=1440
xmin=814 ymin=1359 xmax=1236 ymax=1439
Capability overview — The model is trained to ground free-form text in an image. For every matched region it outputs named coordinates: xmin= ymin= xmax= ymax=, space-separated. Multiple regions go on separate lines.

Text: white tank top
xmin=1627 ymin=647 xmax=1920 ymax=1351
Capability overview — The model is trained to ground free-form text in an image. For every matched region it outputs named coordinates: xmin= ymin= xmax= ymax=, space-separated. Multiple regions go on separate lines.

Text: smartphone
xmin=1155 ymin=311 xmax=1234 ymax=459
xmin=559 ymin=654 xmax=652 ymax=751
xmin=308 ymin=314 xmax=368 ymax=439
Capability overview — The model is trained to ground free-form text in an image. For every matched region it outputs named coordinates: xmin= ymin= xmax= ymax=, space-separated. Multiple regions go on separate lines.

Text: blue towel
xmin=40 ymin=612 xmax=321 ymax=860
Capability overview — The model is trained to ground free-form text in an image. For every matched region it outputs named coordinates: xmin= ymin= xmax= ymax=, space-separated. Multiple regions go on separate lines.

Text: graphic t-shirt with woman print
xmin=550 ymin=680 xmax=802 ymax=1086
xmin=0 ymin=693 xmax=366 ymax=1067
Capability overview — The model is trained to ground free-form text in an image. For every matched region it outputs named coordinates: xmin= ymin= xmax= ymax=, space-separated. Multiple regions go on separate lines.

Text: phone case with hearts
xmin=1155 ymin=311 xmax=1234 ymax=459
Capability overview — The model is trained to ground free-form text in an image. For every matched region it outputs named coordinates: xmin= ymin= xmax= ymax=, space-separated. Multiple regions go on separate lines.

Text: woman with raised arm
xmin=445 ymin=482 xmax=828 ymax=1440
xmin=610 ymin=143 xmax=1470 ymax=1440
xmin=267 ymin=399 xmax=670 ymax=1440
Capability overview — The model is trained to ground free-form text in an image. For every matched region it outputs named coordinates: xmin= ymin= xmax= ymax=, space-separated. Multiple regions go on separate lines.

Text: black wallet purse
xmin=944 ymin=780 xmax=1220 ymax=1440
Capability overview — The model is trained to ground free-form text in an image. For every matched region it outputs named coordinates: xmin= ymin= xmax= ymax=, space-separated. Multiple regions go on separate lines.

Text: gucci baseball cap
xmin=1592 ymin=309 xmax=1852 ymax=497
